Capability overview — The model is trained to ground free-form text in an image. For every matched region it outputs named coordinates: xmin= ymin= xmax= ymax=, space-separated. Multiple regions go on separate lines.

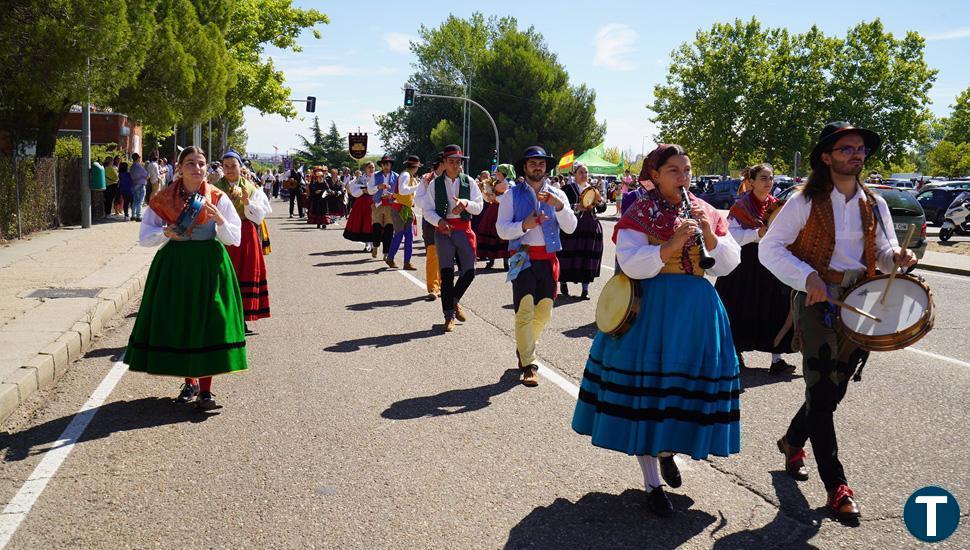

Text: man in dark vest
xmin=760 ymin=122 xmax=917 ymax=521
xmin=415 ymin=144 xmax=484 ymax=332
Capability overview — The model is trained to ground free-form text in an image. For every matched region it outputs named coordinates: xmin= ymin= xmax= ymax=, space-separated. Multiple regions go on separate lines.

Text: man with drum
xmin=760 ymin=122 xmax=917 ymax=522
xmin=496 ymin=146 xmax=577 ymax=386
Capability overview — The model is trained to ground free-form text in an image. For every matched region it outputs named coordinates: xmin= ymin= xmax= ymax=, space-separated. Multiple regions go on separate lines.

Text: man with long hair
xmin=760 ymin=122 xmax=917 ymax=521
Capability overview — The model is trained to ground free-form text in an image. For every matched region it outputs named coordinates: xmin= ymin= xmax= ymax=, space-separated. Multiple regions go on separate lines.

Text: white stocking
xmin=636 ymin=455 xmax=662 ymax=490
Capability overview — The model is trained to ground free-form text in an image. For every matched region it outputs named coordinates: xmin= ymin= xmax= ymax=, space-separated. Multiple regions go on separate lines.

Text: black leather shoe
xmin=176 ymin=382 xmax=199 ymax=403
xmin=197 ymin=392 xmax=217 ymax=411
xmin=828 ymin=485 xmax=862 ymax=521
xmin=645 ymin=486 xmax=674 ymax=517
xmin=777 ymin=437 xmax=809 ymax=481
xmin=659 ymin=455 xmax=682 ymax=488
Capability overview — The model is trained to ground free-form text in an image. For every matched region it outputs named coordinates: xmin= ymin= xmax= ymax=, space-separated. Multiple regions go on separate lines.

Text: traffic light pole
xmin=414 ymin=92 xmax=499 ymax=164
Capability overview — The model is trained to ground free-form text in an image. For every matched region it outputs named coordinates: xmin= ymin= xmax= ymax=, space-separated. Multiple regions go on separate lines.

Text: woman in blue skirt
xmin=572 ymin=144 xmax=742 ymax=516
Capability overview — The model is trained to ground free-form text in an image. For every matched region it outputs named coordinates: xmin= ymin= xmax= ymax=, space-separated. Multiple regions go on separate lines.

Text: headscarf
xmin=615 ymin=187 xmax=728 ymax=275
xmin=222 ymin=148 xmax=243 ymax=164
xmin=637 ymin=144 xmax=682 ymax=184
xmin=496 ymin=163 xmax=516 ymax=180
xmin=728 ymin=191 xmax=780 ymax=230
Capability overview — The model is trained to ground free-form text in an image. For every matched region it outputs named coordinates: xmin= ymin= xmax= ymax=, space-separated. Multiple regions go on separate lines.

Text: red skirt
xmin=227 ymin=220 xmax=271 ymax=321
xmin=475 ymin=202 xmax=510 ymax=259
xmin=343 ymin=196 xmax=374 ymax=242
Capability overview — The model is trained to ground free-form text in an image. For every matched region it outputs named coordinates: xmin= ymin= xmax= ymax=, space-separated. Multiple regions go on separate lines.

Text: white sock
xmin=636 ymin=455 xmax=662 ymax=490
xmin=772 ymin=353 xmax=782 ymax=363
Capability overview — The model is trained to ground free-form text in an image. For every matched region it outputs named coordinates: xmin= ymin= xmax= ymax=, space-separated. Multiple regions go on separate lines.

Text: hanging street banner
xmin=348 ymin=133 xmax=368 ymax=160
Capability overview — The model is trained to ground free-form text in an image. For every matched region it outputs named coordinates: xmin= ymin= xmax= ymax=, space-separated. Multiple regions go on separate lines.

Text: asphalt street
xmin=1 ymin=203 xmax=968 ymax=548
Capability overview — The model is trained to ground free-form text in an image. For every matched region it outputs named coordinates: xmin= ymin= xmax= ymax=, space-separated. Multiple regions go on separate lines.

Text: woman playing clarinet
xmin=572 ymin=144 xmax=743 ymax=516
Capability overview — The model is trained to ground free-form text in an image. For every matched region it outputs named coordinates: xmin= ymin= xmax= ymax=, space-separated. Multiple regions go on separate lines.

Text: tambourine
xmin=174 ymin=193 xmax=205 ymax=236
xmin=579 ymin=187 xmax=602 ymax=209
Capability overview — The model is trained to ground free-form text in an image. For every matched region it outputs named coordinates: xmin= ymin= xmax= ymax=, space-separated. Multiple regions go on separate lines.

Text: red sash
xmin=528 ymin=246 xmax=561 ymax=298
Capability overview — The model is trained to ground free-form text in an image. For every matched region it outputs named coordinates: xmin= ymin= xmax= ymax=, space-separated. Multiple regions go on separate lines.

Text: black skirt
xmin=714 ymin=242 xmax=794 ymax=354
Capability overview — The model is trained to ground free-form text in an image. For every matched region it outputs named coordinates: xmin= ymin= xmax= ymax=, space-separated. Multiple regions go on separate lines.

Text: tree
xmin=650 ymin=18 xmax=937 ymax=175
xmin=826 ymin=20 xmax=937 ymax=164
xmin=376 ymin=14 xmax=605 ymax=173
xmin=293 ymin=118 xmax=355 ymax=169
xmin=945 ymin=86 xmax=970 ymax=144
xmin=0 ymin=0 xmax=157 ymax=156
xmin=927 ymin=141 xmax=970 ymax=177
xmin=320 ymin=122 xmax=356 ymax=169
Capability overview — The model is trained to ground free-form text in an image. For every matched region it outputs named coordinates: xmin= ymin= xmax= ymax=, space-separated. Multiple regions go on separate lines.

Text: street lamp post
xmin=414 ymin=91 xmax=500 ymax=165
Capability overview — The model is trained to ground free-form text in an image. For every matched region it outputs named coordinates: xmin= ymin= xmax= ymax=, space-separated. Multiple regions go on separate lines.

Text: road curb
xmin=0 ymin=267 xmax=148 ymax=424
xmin=917 ymin=262 xmax=970 ymax=277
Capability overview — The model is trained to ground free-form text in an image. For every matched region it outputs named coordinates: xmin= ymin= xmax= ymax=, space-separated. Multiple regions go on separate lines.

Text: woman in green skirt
xmin=125 ymin=146 xmax=248 ymax=410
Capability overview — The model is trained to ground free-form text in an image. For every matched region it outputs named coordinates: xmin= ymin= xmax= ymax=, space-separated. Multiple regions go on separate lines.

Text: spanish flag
xmin=558 ymin=149 xmax=575 ymax=172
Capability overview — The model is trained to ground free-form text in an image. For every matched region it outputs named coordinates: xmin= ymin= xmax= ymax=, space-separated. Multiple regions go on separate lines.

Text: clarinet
xmin=679 ymin=186 xmax=716 ymax=269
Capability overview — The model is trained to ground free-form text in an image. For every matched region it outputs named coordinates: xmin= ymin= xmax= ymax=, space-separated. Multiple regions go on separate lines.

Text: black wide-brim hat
xmin=515 ymin=145 xmax=556 ymax=176
xmin=404 ymin=154 xmax=423 ymax=167
xmin=440 ymin=144 xmax=469 ymax=160
xmin=810 ymin=121 xmax=881 ymax=167
xmin=379 ymin=154 xmax=394 ymax=165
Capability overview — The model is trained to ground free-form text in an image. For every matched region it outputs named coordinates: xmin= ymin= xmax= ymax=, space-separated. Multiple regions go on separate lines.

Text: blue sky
xmin=243 ymin=0 xmax=970 ymax=161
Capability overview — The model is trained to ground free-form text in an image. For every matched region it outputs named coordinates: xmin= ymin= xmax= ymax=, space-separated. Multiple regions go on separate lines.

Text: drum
xmin=173 ymin=193 xmax=205 ymax=236
xmin=595 ymin=272 xmax=641 ymax=337
xmin=580 ymin=187 xmax=602 ymax=209
xmin=836 ymin=273 xmax=934 ymax=352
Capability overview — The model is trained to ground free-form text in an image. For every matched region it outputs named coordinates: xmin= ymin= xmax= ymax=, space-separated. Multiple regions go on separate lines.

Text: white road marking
xmin=394 ymin=269 xmax=582 ymax=396
xmin=906 ymin=347 xmax=970 ymax=368
xmin=601 ymin=264 xmax=615 ymax=271
xmin=0 ymin=360 xmax=128 ymax=548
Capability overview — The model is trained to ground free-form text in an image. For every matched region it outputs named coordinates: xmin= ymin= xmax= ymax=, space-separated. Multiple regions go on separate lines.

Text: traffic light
xmin=306 ymin=96 xmax=316 ymax=112
xmin=404 ymin=88 xmax=415 ymax=107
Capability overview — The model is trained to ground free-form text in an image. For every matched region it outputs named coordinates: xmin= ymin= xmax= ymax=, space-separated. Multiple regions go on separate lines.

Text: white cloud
xmin=593 ymin=23 xmax=638 ymax=72
xmin=383 ymin=32 xmax=416 ymax=54
xmin=924 ymin=27 xmax=970 ymax=41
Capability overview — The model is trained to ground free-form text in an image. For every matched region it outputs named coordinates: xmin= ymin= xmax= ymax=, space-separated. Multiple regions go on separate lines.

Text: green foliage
xmin=53 ymin=137 xmax=118 ymax=161
xmin=945 ymin=86 xmax=970 ymax=143
xmin=927 ymin=140 xmax=970 ymax=177
xmin=293 ymin=118 xmax=355 ymax=169
xmin=651 ymin=18 xmax=937 ymax=175
xmin=376 ymin=14 xmax=605 ymax=174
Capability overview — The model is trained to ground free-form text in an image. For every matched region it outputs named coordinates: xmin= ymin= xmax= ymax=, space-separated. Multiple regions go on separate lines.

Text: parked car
xmin=920 ymin=179 xmax=970 ymax=191
xmin=884 ymin=178 xmax=918 ymax=194
xmin=697 ymin=178 xmax=741 ymax=209
xmin=916 ymin=187 xmax=969 ymax=226
xmin=776 ymin=184 xmax=927 ymax=262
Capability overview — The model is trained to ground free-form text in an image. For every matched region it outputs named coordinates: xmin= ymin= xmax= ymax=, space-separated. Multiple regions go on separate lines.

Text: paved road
xmin=1 ymin=205 xmax=967 ymax=548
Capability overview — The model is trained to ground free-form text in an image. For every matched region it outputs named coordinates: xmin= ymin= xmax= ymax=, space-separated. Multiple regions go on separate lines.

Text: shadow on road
xmin=504 ymin=489 xmax=715 ymax=549
xmin=381 ymin=369 xmax=520 ymax=419
xmin=0 ymin=397 xmax=217 ymax=462
xmin=562 ymin=322 xmax=598 ymax=340
xmin=82 ymin=345 xmax=128 ymax=362
xmin=337 ymin=268 xmax=389 ymax=277
xmin=324 ymin=328 xmax=440 ymax=352
xmin=313 ymin=258 xmax=373 ymax=268
xmin=711 ymin=471 xmax=822 ymax=548
xmin=346 ymin=296 xmax=425 ymax=311
xmin=738 ymin=368 xmax=802 ymax=391
xmin=309 ymin=250 xmax=362 ymax=257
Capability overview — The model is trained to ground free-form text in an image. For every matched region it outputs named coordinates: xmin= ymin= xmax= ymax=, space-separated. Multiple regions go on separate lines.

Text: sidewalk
xmin=918 ymin=249 xmax=970 ymax=276
xmin=0 ymin=219 xmax=154 ymax=422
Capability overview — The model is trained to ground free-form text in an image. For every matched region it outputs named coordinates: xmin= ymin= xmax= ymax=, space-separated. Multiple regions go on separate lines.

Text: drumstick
xmin=828 ymin=296 xmax=881 ymax=323
xmin=880 ymin=224 xmax=916 ymax=305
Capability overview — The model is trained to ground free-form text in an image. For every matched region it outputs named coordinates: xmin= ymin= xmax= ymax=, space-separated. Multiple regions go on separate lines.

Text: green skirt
xmin=125 ymin=239 xmax=248 ymax=378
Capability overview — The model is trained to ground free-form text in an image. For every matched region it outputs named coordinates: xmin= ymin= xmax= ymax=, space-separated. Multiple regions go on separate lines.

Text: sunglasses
xmin=829 ymin=146 xmax=871 ymax=157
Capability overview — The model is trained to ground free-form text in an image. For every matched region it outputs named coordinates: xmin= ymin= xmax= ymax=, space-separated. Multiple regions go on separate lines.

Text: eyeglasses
xmin=830 ymin=146 xmax=871 ymax=157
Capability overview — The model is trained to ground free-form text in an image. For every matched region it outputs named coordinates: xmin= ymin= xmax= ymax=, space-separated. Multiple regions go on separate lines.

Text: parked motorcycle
xmin=939 ymin=197 xmax=970 ymax=242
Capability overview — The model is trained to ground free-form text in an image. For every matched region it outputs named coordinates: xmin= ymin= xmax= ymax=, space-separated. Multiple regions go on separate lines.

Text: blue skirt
xmin=571 ymin=274 xmax=741 ymax=459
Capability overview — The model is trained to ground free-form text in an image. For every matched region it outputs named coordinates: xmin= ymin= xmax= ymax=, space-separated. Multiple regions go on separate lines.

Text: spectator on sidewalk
xmin=147 ymin=155 xmax=162 ymax=200
xmin=103 ymin=155 xmax=119 ymax=219
xmin=129 ymin=153 xmax=149 ymax=221
xmin=118 ymin=162 xmax=134 ymax=220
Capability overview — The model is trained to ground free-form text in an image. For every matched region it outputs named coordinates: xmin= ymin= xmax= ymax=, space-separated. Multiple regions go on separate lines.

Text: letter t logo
xmin=916 ymin=495 xmax=948 ymax=537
